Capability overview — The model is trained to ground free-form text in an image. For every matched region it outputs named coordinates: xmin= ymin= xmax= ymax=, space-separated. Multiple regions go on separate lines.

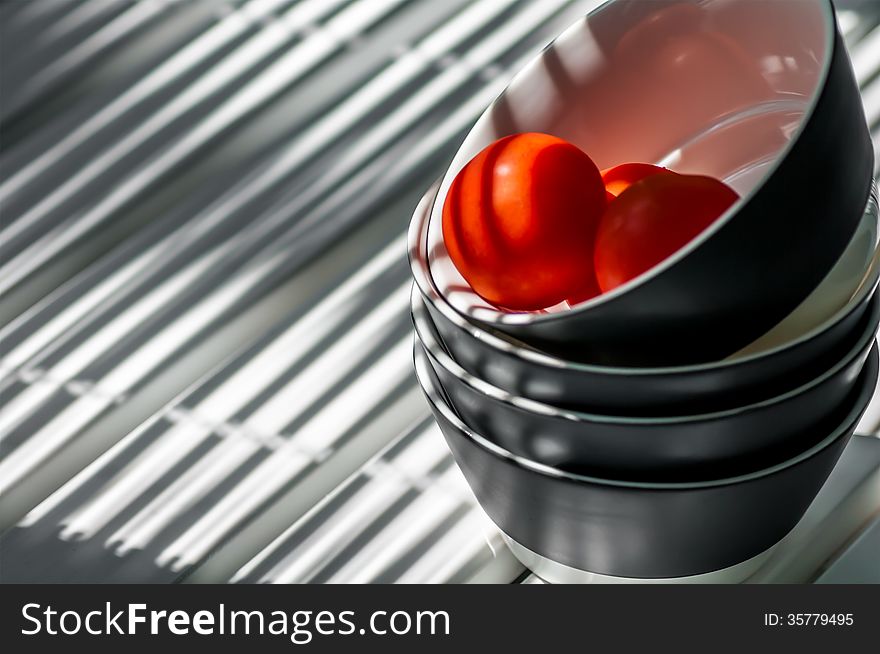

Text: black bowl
xmin=413 ymin=285 xmax=879 ymax=479
xmin=410 ymin=185 xmax=880 ymax=416
xmin=413 ymin=341 xmax=879 ymax=579
xmin=425 ymin=0 xmax=872 ymax=366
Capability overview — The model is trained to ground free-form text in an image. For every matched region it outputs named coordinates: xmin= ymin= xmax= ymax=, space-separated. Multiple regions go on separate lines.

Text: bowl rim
xmin=413 ymin=338 xmax=876 ymax=490
xmin=427 ymin=0 xmax=838 ymax=327
xmin=412 ymin=283 xmax=878 ymax=425
xmin=409 ymin=180 xmax=880 ymax=375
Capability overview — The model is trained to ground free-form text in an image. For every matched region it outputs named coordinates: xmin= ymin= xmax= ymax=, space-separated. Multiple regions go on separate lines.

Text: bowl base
xmin=502 ymin=532 xmax=779 ymax=584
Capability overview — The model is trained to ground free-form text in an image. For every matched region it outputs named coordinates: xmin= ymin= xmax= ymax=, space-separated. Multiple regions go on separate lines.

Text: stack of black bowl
xmin=409 ymin=0 xmax=880 ymax=582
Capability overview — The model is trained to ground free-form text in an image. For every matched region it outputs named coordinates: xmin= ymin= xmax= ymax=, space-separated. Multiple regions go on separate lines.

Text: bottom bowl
xmin=413 ymin=341 xmax=879 ymax=579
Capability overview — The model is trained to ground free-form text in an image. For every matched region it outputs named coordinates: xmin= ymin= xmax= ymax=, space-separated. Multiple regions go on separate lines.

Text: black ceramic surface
xmin=413 ymin=286 xmax=879 ymax=479
xmin=410 ymin=186 xmax=880 ymax=416
xmin=413 ymin=342 xmax=879 ymax=578
xmin=426 ymin=0 xmax=873 ymax=366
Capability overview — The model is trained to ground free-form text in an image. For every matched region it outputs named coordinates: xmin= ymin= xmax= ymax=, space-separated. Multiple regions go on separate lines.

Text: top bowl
xmin=427 ymin=0 xmax=873 ymax=366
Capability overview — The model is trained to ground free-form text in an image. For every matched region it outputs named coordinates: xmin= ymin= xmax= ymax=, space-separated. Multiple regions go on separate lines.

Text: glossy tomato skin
xmin=570 ymin=190 xmax=615 ymax=307
xmin=602 ymin=162 xmax=673 ymax=197
xmin=442 ymin=133 xmax=605 ymax=310
xmin=594 ymin=173 xmax=738 ymax=293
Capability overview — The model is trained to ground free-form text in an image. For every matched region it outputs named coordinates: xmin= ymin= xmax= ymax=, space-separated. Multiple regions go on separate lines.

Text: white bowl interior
xmin=427 ymin=0 xmax=831 ymax=320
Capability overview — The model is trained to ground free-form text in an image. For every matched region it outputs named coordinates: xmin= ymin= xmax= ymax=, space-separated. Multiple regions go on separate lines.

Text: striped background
xmin=1 ymin=0 xmax=879 ymax=583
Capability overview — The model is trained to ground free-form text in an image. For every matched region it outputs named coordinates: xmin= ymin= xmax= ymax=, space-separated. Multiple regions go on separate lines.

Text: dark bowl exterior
xmin=415 ymin=289 xmax=879 ymax=479
xmin=414 ymin=343 xmax=878 ymax=578
xmin=438 ymin=1 xmax=874 ymax=367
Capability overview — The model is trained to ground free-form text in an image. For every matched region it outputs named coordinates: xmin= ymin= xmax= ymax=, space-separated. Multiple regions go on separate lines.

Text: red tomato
xmin=566 ymin=285 xmax=600 ymax=307
xmin=602 ymin=162 xmax=673 ymax=197
xmin=442 ymin=133 xmax=605 ymax=310
xmin=594 ymin=173 xmax=738 ymax=293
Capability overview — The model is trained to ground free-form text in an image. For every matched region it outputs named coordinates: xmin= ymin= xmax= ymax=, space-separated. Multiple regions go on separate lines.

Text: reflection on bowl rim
xmin=409 ymin=180 xmax=880 ymax=375
xmin=413 ymin=338 xmax=875 ymax=490
xmin=412 ymin=283 xmax=876 ymax=425
xmin=427 ymin=0 xmax=837 ymax=326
